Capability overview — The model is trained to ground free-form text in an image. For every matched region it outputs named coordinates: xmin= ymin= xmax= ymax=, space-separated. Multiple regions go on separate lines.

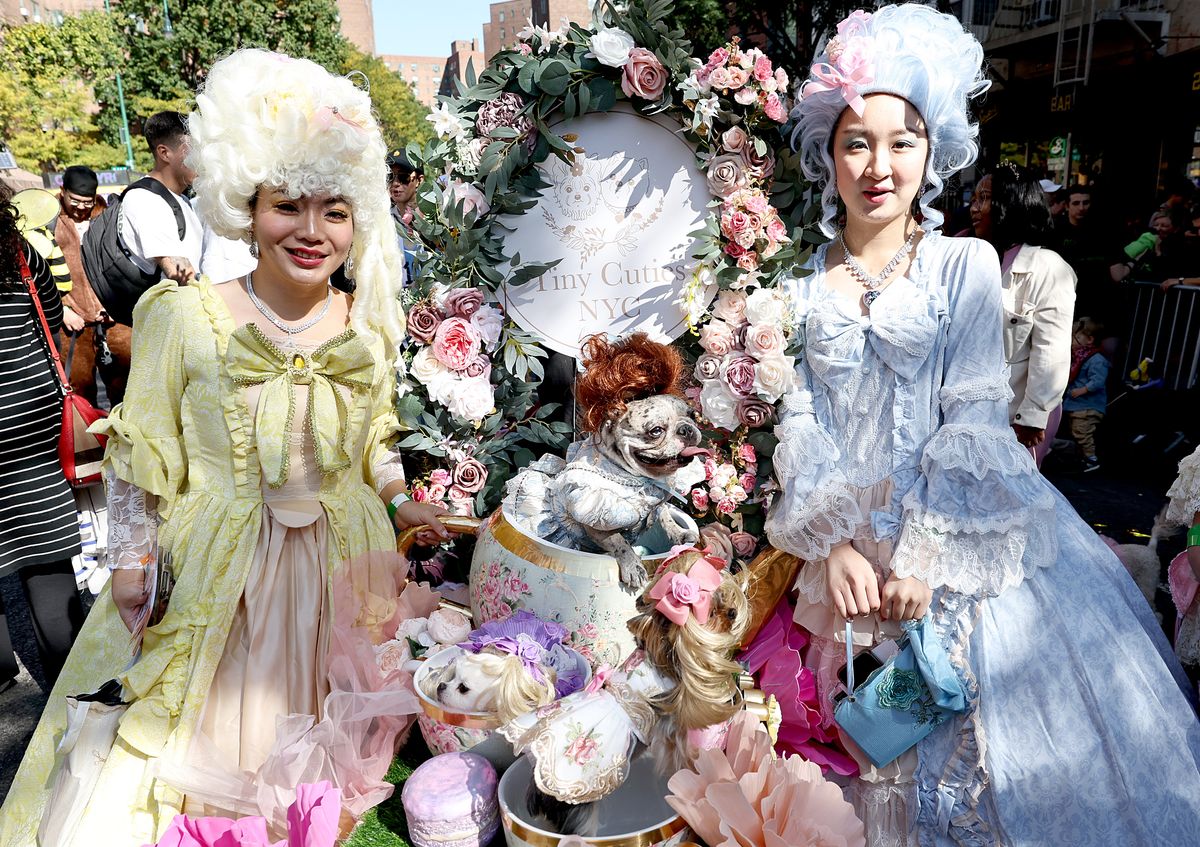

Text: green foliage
xmin=341 ymin=47 xmax=434 ymax=152
xmin=0 ymin=12 xmax=125 ymax=171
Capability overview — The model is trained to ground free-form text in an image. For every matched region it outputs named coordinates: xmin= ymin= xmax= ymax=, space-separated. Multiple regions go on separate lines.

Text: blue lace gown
xmin=767 ymin=233 xmax=1200 ymax=846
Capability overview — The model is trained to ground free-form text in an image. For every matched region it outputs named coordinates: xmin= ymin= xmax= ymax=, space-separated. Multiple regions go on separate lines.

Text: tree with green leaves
xmin=0 ymin=12 xmax=126 ymax=171
xmin=342 ymin=47 xmax=434 ymax=152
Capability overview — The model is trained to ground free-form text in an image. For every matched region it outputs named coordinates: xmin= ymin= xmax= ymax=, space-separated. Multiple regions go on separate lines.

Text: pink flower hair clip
xmin=648 ymin=555 xmax=724 ymax=626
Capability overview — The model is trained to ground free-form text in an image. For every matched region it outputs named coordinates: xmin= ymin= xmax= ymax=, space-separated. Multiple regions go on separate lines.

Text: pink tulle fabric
xmin=159 ymin=552 xmax=438 ymax=834
xmin=737 ymin=598 xmax=859 ymax=776
xmin=666 ymin=712 xmax=866 ymax=847
xmin=148 ymin=780 xmax=340 ymax=847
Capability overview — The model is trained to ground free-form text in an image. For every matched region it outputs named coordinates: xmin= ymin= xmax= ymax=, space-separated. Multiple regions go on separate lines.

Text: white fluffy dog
xmin=421 ymin=649 xmax=558 ymax=721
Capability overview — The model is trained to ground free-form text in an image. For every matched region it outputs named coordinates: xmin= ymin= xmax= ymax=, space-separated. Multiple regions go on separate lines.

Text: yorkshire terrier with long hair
xmin=501 ymin=548 xmax=751 ymax=836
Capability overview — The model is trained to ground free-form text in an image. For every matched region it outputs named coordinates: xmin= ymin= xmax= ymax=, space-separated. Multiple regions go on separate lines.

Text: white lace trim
xmin=372 ymin=446 xmax=407 ymax=495
xmin=939 ymin=375 xmax=1013 ymax=410
xmin=781 ymin=385 xmax=815 ymax=416
xmin=1165 ymin=447 xmax=1200 ymax=527
xmin=105 ymin=466 xmax=157 ymax=569
xmin=766 ymin=480 xmax=863 ymax=562
xmin=794 ymin=557 xmax=829 ymax=605
xmin=890 ymin=513 xmax=1056 ymax=597
xmin=920 ymin=424 xmax=1037 ymax=481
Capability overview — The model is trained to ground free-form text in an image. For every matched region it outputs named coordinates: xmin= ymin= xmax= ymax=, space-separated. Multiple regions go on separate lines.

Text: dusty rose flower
xmin=707 ymin=153 xmax=749 ymax=199
xmin=720 ymin=353 xmax=757 ymax=398
xmin=407 ymin=303 xmax=443 ymax=344
xmin=621 ymin=47 xmax=668 ymax=100
xmin=730 ymin=531 xmax=757 ymax=559
xmin=694 ymin=353 xmax=722 ymax=382
xmin=711 ymin=290 xmax=748 ymax=327
xmin=698 ymin=319 xmax=737 ymax=357
xmin=744 ymin=323 xmax=785 ymax=359
xmin=743 ymin=144 xmax=776 ymax=181
xmin=726 ymin=67 xmax=750 ymax=90
xmin=432 ymin=317 xmax=482 ymax=370
xmin=708 ymin=65 xmax=732 ymax=90
xmin=720 ymin=126 xmax=750 ymax=155
xmin=453 ymin=457 xmax=488 ymax=493
xmin=462 ymin=354 xmax=491 ymax=380
xmin=692 ymin=488 xmax=710 ymax=511
xmin=736 ymin=397 xmax=775 ymax=428
xmin=443 ymin=287 xmax=485 ymax=319
xmin=739 ymin=472 xmax=756 ymax=492
xmin=475 ymin=92 xmax=536 ymax=151
xmin=736 ymin=252 xmax=760 ymax=272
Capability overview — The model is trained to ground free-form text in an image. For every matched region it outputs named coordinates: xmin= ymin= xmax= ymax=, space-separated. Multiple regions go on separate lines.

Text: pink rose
xmin=716 ymin=498 xmax=736 ymax=516
xmin=737 ymin=443 xmax=757 ymax=465
xmin=724 ymin=240 xmax=748 ymax=259
xmin=704 ymin=458 xmax=718 ymax=481
xmin=698 ymin=319 xmax=737 ymax=357
xmin=736 ymin=397 xmax=774 ymax=428
xmin=775 ymin=67 xmax=789 ymax=89
xmin=430 ymin=468 xmax=452 ymax=487
xmin=375 ymin=640 xmax=412 ymax=675
xmin=720 ymin=126 xmax=749 ymax=155
xmin=743 ymin=192 xmax=769 ymax=214
xmin=837 ymin=10 xmax=873 ymax=39
xmin=726 ymin=67 xmax=749 ymax=90
xmin=720 ymin=353 xmax=757 ymax=398
xmin=407 ymin=303 xmax=443 ymax=344
xmin=762 ymin=92 xmax=787 ymax=123
xmin=707 ymin=153 xmax=748 ymax=198
xmin=744 ymin=323 xmax=785 ymax=359
xmin=753 ymin=55 xmax=773 ymax=82
xmin=745 ymin=212 xmax=763 ymax=234
xmin=445 ymin=179 xmax=491 ymax=218
xmin=767 ymin=216 xmax=788 ymax=242
xmin=462 ymin=354 xmax=491 ymax=380
xmin=730 ymin=531 xmax=757 ymax=559
xmin=744 ymin=144 xmax=776 ymax=181
xmin=734 ymin=87 xmax=757 ymax=106
xmin=452 ymin=458 xmax=488 ymax=493
xmin=411 ymin=486 xmax=428 ymax=503
xmin=668 ymin=573 xmax=701 ymax=605
xmin=448 ymin=485 xmax=474 ymax=515
xmin=691 ymin=488 xmax=710 ymax=511
xmin=711 ymin=290 xmax=748 ymax=327
xmin=426 ymin=482 xmax=447 ymax=502
xmin=722 ymin=209 xmax=752 ymax=240
xmin=517 ymin=42 xmax=533 ymax=56
xmin=708 ymin=65 xmax=732 ymax=90
xmin=739 ymin=472 xmax=756 ymax=493
xmin=736 ymin=252 xmax=760 ymax=271
xmin=694 ymin=353 xmax=722 ymax=382
xmin=621 ymin=48 xmax=668 ymax=101
xmin=706 ymin=47 xmax=729 ymax=69
xmin=431 ymin=317 xmax=482 ymax=370
xmin=443 ymin=287 xmax=485 ymax=319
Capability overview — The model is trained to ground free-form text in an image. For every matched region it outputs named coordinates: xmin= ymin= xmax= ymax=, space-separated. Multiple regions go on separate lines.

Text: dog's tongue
xmin=679 ymin=446 xmax=711 ymax=459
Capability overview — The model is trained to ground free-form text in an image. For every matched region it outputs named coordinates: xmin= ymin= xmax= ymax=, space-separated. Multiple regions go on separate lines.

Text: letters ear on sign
xmin=499 ymin=107 xmax=715 ymax=357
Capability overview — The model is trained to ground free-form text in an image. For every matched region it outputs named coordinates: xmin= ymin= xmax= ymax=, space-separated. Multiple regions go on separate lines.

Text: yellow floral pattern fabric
xmin=0 ymin=278 xmax=403 ymax=847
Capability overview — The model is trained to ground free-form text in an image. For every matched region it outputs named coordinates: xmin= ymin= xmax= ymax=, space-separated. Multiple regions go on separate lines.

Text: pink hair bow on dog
xmin=649 ymin=557 xmax=724 ymax=626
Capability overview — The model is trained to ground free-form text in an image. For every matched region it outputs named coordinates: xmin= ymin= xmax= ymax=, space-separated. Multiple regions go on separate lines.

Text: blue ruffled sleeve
xmin=890 ymin=240 xmax=1057 ymax=596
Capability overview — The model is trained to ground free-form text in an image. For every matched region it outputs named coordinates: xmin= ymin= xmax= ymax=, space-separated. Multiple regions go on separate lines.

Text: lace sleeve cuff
xmin=106 ymin=467 xmax=158 ymax=570
xmin=764 ymin=408 xmax=862 ymax=561
xmin=1166 ymin=448 xmax=1200 ymax=527
xmin=890 ymin=424 xmax=1056 ymax=596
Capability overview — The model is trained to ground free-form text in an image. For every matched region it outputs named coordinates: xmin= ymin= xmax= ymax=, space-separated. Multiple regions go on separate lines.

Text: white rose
xmin=700 ymin=379 xmax=740 ymax=431
xmin=471 ymin=304 xmax=504 ymax=351
xmin=426 ymin=608 xmax=472 ymax=645
xmin=445 ymin=376 xmax=495 ymax=421
xmin=397 ymin=618 xmax=437 ymax=648
xmin=411 ymin=347 xmax=454 ymax=392
xmin=744 ymin=288 xmax=789 ymax=327
xmin=734 ymin=87 xmax=758 ymax=106
xmin=375 ymin=639 xmax=413 ymax=675
xmin=444 ymin=179 xmax=491 ymax=218
xmin=752 ymin=353 xmax=795 ymax=403
xmin=588 ymin=27 xmax=636 ymax=67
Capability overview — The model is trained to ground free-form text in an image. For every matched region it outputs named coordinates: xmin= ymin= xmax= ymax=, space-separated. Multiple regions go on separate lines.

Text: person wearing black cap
xmin=388 ymin=149 xmax=423 ymax=283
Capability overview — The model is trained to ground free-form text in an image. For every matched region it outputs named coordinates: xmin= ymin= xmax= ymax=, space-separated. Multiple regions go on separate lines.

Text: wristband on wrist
xmin=386 ymin=490 xmax=412 ymax=522
xmin=1187 ymin=523 xmax=1200 ymax=549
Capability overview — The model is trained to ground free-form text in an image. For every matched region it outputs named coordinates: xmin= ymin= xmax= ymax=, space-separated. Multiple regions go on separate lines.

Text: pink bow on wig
xmin=803 ymin=38 xmax=875 ymax=117
xmin=648 ymin=556 xmax=724 ymax=627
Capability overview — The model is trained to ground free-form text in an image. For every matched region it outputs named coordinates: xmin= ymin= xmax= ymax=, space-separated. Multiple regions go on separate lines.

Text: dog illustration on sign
xmin=542 ymin=154 xmax=664 ymax=261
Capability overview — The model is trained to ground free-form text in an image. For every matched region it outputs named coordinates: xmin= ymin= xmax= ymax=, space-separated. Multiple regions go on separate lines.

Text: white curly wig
xmin=792 ymin=3 xmax=990 ymax=236
xmin=187 ymin=48 xmax=405 ymax=353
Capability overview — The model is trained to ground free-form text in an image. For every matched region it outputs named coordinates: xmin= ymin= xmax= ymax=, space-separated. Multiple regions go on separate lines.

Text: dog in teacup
xmin=504 ymin=334 xmax=708 ymax=592
xmin=501 ymin=548 xmax=750 ymax=836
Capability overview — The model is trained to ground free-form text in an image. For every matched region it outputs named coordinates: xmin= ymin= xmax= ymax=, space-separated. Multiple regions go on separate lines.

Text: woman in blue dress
xmin=765 ymin=5 xmax=1200 ymax=844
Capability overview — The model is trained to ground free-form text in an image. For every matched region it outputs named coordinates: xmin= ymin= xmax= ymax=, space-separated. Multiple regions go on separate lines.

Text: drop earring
xmin=345 ymin=252 xmax=355 ymax=277
xmin=249 ymin=239 xmax=259 ymax=259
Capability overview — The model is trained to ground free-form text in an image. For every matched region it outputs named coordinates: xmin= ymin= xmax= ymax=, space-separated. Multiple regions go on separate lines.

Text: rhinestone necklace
xmin=245 ymin=273 xmax=332 ymax=336
xmin=838 ymin=228 xmax=918 ymax=307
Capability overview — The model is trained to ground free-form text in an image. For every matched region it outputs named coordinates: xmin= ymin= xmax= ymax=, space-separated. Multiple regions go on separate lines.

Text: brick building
xmin=0 ymin=0 xmax=102 ymax=26
xmin=336 ymin=0 xmax=375 ymax=55
xmin=482 ymin=0 xmax=592 ymax=60
xmin=380 ymin=54 xmax=446 ymax=107
xmin=439 ymin=38 xmax=485 ymax=98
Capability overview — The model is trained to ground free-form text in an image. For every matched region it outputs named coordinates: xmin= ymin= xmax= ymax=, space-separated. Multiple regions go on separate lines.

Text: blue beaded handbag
xmin=833 ymin=616 xmax=968 ymax=767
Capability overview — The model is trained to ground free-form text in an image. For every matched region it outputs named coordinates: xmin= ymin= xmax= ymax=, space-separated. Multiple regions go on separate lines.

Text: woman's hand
xmin=62 ymin=305 xmax=86 ymax=333
xmin=1012 ymin=424 xmax=1045 ymax=447
xmin=880 ymin=573 xmax=932 ymax=621
xmin=111 ymin=568 xmax=150 ymax=633
xmin=825 ymin=542 xmax=881 ymax=619
xmin=394 ymin=501 xmax=452 ymax=546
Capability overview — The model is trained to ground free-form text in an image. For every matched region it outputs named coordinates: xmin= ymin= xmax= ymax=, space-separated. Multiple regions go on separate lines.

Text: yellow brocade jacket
xmin=0 ymin=279 xmax=401 ymax=846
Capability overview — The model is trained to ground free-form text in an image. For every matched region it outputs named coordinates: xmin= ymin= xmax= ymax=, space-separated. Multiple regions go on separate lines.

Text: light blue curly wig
xmin=792 ymin=3 xmax=990 ymax=236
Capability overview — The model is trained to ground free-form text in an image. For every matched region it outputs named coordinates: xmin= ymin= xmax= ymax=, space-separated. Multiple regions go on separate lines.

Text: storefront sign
xmin=497 ymin=108 xmax=713 ymax=358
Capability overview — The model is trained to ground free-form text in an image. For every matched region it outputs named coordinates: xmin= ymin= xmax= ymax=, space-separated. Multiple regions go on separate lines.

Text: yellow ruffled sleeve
xmin=363 ymin=343 xmax=405 ymax=494
xmin=90 ymin=282 xmax=188 ymax=512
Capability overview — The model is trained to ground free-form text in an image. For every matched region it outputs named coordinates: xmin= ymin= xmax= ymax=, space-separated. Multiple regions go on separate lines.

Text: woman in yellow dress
xmin=0 ymin=49 xmax=448 ymax=845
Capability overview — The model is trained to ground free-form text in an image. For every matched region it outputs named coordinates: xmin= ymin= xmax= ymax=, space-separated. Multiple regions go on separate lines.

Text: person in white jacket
xmin=970 ymin=162 xmax=1077 ymax=467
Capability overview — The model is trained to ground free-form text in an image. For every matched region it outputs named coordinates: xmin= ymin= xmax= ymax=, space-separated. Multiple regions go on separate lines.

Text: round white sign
xmin=498 ymin=108 xmax=714 ymax=357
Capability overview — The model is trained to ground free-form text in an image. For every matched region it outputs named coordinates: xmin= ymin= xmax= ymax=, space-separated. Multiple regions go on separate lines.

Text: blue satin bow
xmin=902 ymin=617 xmax=967 ymax=712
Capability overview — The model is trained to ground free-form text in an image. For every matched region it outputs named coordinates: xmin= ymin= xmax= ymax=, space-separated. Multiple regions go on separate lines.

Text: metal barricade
xmin=1122 ymin=281 xmax=1200 ymax=391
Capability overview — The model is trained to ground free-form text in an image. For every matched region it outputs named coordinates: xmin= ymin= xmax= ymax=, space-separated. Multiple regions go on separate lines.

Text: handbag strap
xmin=19 ymin=251 xmax=72 ymax=396
xmin=844 ymin=621 xmax=856 ymax=698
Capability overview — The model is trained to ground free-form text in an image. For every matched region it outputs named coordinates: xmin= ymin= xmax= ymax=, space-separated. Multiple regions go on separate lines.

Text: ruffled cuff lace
xmin=90 ymin=412 xmax=186 ymax=508
xmin=890 ymin=424 xmax=1057 ymax=596
xmin=106 ymin=467 xmax=158 ymax=569
xmin=1165 ymin=447 xmax=1200 ymax=527
xmin=765 ymin=403 xmax=863 ymax=561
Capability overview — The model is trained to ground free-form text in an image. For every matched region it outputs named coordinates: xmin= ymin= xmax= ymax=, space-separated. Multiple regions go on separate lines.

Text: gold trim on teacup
xmin=500 ymin=807 xmax=688 ymax=847
xmin=489 ymin=512 xmax=675 ymax=582
xmin=417 ymin=699 xmax=501 ymax=730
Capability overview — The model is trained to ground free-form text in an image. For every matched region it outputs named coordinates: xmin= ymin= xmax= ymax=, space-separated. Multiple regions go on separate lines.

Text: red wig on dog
xmin=575 ymin=333 xmax=685 ymax=435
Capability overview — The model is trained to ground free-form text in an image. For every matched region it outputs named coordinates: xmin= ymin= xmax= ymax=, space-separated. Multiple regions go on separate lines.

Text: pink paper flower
xmin=621 ymin=48 xmax=668 ymax=100
xmin=431 ymin=317 xmax=482 ymax=371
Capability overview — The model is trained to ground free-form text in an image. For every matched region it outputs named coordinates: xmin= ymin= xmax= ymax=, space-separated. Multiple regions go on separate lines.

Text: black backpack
xmin=81 ymin=177 xmax=187 ymax=326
